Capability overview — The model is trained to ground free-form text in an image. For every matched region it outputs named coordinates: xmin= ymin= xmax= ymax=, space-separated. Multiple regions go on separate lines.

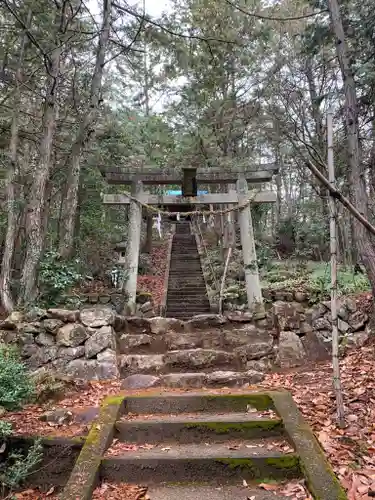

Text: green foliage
xmin=0 ymin=421 xmax=12 ymax=440
xmin=0 ymin=345 xmax=34 ymax=411
xmin=0 ymin=439 xmax=43 ymax=491
xmin=308 ymin=265 xmax=370 ymax=303
xmin=38 ymin=251 xmax=82 ymax=305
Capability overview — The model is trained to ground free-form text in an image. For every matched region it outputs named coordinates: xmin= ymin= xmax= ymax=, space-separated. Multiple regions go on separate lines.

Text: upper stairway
xmin=165 ymin=222 xmax=210 ymax=319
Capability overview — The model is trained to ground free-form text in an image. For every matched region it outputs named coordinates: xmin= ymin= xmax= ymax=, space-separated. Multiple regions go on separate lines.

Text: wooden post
xmin=123 ymin=180 xmax=143 ymax=309
xmin=224 ymin=184 xmax=236 ymax=249
xmin=236 ymin=175 xmax=264 ymax=314
xmin=327 ymin=109 xmax=345 ymax=427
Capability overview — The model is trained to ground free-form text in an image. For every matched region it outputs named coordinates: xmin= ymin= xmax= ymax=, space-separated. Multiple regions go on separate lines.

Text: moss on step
xmin=204 ymin=393 xmax=274 ymax=411
xmin=215 ymin=458 xmax=259 ymax=471
xmin=270 ymin=391 xmax=348 ymax=500
xmin=264 ymin=455 xmax=300 ymax=470
xmin=184 ymin=419 xmax=282 ymax=434
xmin=59 ymin=395 xmax=124 ymax=500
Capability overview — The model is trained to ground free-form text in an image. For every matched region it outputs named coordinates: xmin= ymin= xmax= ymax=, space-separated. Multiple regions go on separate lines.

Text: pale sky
xmin=88 ymin=0 xmax=172 ymax=18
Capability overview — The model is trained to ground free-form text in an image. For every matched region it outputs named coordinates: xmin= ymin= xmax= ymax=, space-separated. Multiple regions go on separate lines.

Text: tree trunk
xmin=58 ymin=0 xmax=112 ymax=258
xmin=305 ymin=59 xmax=329 ymax=225
xmin=19 ymin=10 xmax=65 ymax=305
xmin=327 ymin=0 xmax=375 ymax=296
xmin=0 ymin=10 xmax=31 ymax=312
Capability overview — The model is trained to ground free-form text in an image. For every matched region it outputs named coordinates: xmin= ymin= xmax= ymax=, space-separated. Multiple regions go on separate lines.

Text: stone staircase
xmin=117 ymin=316 xmax=275 ymax=388
xmin=165 ymin=222 xmax=210 ymax=319
xmin=61 ymin=392 xmax=346 ymax=500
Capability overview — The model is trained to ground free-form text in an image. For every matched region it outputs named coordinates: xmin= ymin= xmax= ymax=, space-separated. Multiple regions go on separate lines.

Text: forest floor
xmin=7 ymin=339 xmax=375 ymax=500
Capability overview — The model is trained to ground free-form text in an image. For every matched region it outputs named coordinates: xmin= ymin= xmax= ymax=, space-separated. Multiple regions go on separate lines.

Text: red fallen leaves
xmin=5 ymin=380 xmax=122 ymax=436
xmin=137 ymin=241 xmax=169 ymax=306
xmin=92 ymin=482 xmax=149 ymax=500
xmin=14 ymin=483 xmax=148 ymax=500
xmin=263 ymin=344 xmax=375 ymax=500
xmin=105 ymin=440 xmax=155 ymax=456
xmin=13 ymin=487 xmax=56 ymax=499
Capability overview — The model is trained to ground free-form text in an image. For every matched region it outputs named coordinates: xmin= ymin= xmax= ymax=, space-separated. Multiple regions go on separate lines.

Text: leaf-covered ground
xmin=9 ymin=342 xmax=375 ymax=499
xmin=137 ymin=241 xmax=169 ymax=306
xmin=262 ymin=343 xmax=375 ymax=500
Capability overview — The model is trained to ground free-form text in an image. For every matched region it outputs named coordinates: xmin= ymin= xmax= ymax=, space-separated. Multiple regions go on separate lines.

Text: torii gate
xmin=101 ymin=165 xmax=278 ymax=314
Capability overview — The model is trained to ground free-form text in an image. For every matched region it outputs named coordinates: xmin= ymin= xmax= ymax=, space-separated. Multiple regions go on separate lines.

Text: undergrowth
xmin=0 ymin=346 xmax=42 ymax=496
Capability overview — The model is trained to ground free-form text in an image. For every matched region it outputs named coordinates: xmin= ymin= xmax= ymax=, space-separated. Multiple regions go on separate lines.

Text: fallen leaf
xmin=258 ymin=483 xmax=279 ymax=491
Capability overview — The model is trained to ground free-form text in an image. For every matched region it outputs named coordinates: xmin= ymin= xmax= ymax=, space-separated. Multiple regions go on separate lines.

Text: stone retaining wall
xmin=0 ymin=307 xmax=121 ymax=379
xmin=0 ymin=296 xmax=370 ymax=381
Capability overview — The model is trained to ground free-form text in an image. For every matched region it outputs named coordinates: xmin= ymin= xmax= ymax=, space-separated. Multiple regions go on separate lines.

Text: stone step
xmin=161 ymin=370 xmax=264 ymax=388
xmin=167 ymin=286 xmax=207 ymax=291
xmin=166 ymin=296 xmax=208 ymax=302
xmin=168 ymin=275 xmax=204 ymax=279
xmin=167 ymin=284 xmax=206 ymax=288
xmin=167 ymin=285 xmax=206 ymax=289
xmin=166 ymin=308 xmax=211 ymax=315
xmin=167 ymin=296 xmax=210 ymax=300
xmin=169 ymin=263 xmax=201 ymax=266
xmin=146 ymin=484 xmax=289 ymax=500
xmin=165 ymin=314 xmax=211 ymax=320
xmin=168 ymin=275 xmax=205 ymax=280
xmin=101 ymin=441 xmax=300 ymax=484
xmin=167 ymin=299 xmax=210 ymax=308
xmin=118 ymin=349 xmax=244 ymax=377
xmin=166 ymin=290 xmax=208 ymax=295
xmin=169 ymin=269 xmax=201 ymax=273
xmin=169 ymin=258 xmax=200 ymax=263
xmin=165 ymin=312 xmax=211 ymax=319
xmin=169 ymin=257 xmax=200 ymax=262
xmin=121 ymin=393 xmax=275 ymax=414
xmin=115 ymin=412 xmax=283 ymax=443
xmin=166 ymin=295 xmax=209 ymax=301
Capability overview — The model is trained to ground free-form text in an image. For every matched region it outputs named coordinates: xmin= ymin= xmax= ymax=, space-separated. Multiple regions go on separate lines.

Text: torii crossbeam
xmin=101 ymin=166 xmax=278 ymax=314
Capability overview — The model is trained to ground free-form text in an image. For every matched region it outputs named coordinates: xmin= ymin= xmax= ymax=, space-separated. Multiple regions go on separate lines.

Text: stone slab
xmin=59 ymin=395 xmax=124 ymax=500
xmin=123 ymin=393 xmax=274 ymax=414
xmin=101 ymin=441 xmax=300 ymax=483
xmin=270 ymin=391 xmax=347 ymax=500
xmin=147 ymin=484 xmax=288 ymax=500
xmin=115 ymin=413 xmax=283 ymax=443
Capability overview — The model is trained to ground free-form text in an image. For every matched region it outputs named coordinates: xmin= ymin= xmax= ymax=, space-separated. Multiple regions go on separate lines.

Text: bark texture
xmin=327 ymin=0 xmax=375 ymax=298
xmin=58 ymin=0 xmax=112 ymax=258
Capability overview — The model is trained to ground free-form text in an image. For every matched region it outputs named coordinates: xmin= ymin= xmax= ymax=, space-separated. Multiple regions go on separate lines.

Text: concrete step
xmin=166 ymin=305 xmax=210 ymax=311
xmin=101 ymin=440 xmax=300 ymax=484
xmin=169 ymin=269 xmax=201 ymax=273
xmin=115 ymin=412 xmax=283 ymax=443
xmin=166 ymin=307 xmax=210 ymax=314
xmin=166 ymin=290 xmax=208 ymax=295
xmin=168 ymin=275 xmax=204 ymax=280
xmin=166 ymin=310 xmax=211 ymax=317
xmin=146 ymin=484 xmax=290 ymax=500
xmin=121 ymin=393 xmax=274 ymax=414
xmin=165 ymin=303 xmax=209 ymax=307
xmin=165 ymin=312 xmax=211 ymax=319
xmin=166 ymin=295 xmax=209 ymax=301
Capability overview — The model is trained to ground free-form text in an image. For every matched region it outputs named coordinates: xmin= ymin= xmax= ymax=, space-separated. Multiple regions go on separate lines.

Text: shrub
xmin=0 ymin=345 xmax=34 ymax=410
xmin=38 ymin=250 xmax=82 ymax=305
xmin=0 ymin=439 xmax=43 ymax=490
